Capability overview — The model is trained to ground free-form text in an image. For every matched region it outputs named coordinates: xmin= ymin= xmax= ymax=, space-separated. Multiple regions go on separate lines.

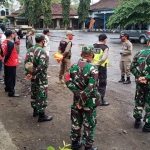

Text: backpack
xmin=59 ymin=40 xmax=72 ymax=53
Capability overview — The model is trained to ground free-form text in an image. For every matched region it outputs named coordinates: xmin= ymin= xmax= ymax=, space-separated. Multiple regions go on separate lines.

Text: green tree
xmin=42 ymin=0 xmax=52 ymax=27
xmin=78 ymin=0 xmax=90 ymax=27
xmin=24 ymin=0 xmax=52 ymax=27
xmin=2 ymin=16 xmax=9 ymax=24
xmin=51 ymin=0 xmax=61 ymax=2
xmin=107 ymin=0 xmax=150 ymax=29
xmin=61 ymin=0 xmax=71 ymax=28
xmin=71 ymin=0 xmax=79 ymax=10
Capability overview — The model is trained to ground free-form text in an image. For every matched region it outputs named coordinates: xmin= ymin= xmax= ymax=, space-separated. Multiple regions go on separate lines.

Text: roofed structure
xmin=90 ymin=0 xmax=120 ymax=10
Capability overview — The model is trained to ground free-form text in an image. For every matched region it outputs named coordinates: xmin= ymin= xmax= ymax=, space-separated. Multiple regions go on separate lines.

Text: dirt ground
xmin=0 ymin=63 xmax=149 ymax=150
xmin=0 ymin=32 xmax=150 ymax=150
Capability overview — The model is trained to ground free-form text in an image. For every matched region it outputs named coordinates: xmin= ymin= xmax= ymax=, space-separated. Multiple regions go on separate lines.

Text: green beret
xmin=82 ymin=45 xmax=94 ymax=53
xmin=35 ymin=33 xmax=45 ymax=41
xmin=147 ymin=38 xmax=150 ymax=41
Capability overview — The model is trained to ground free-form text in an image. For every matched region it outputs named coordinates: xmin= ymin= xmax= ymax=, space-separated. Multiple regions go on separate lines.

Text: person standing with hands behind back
xmin=118 ymin=33 xmax=132 ymax=84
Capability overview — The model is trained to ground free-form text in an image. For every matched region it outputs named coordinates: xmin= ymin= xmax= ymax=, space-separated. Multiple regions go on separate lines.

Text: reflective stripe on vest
xmin=93 ymin=48 xmax=109 ymax=67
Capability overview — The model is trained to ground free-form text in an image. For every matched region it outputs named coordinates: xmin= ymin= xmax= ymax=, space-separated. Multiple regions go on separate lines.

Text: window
xmin=1 ymin=10 xmax=5 ymax=16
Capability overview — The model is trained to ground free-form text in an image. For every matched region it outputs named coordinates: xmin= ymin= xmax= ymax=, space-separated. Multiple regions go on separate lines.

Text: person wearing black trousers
xmin=2 ymin=30 xmax=19 ymax=97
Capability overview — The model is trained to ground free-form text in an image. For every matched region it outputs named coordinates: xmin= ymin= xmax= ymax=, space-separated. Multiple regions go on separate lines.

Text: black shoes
xmin=118 ymin=76 xmax=125 ymax=82
xmin=134 ymin=119 xmax=141 ymax=129
xmin=85 ymin=147 xmax=98 ymax=150
xmin=123 ymin=77 xmax=131 ymax=84
xmin=100 ymin=100 xmax=109 ymax=106
xmin=33 ymin=108 xmax=39 ymax=117
xmin=8 ymin=93 xmax=20 ymax=97
xmin=71 ymin=141 xmax=82 ymax=150
xmin=100 ymin=96 xmax=109 ymax=106
xmin=118 ymin=76 xmax=131 ymax=84
xmin=142 ymin=123 xmax=150 ymax=132
xmin=38 ymin=113 xmax=52 ymax=122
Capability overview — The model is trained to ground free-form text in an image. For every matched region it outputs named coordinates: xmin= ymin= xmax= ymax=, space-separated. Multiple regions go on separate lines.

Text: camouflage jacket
xmin=130 ymin=47 xmax=150 ymax=81
xmin=65 ymin=58 xmax=101 ymax=108
xmin=24 ymin=44 xmax=49 ymax=80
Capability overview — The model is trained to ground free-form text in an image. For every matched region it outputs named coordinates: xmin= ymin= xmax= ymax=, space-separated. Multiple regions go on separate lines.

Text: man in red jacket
xmin=2 ymin=30 xmax=19 ymax=97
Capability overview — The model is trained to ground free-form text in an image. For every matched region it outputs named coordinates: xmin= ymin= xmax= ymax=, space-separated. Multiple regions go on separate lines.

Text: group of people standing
xmin=1 ymin=28 xmax=150 ymax=150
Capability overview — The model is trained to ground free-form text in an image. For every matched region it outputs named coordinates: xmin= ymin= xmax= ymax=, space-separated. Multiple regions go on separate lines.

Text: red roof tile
xmin=90 ymin=0 xmax=120 ymax=10
xmin=8 ymin=3 xmax=77 ymax=18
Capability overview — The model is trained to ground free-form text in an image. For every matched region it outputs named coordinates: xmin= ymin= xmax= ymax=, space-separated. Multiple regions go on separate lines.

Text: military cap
xmin=82 ymin=45 xmax=94 ymax=54
xmin=31 ymin=28 xmax=35 ymax=33
xmin=66 ymin=30 xmax=74 ymax=36
xmin=35 ymin=33 xmax=45 ymax=41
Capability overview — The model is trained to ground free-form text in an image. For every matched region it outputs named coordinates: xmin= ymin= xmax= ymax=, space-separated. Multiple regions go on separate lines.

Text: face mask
xmin=69 ymin=35 xmax=73 ymax=40
xmin=121 ymin=37 xmax=126 ymax=42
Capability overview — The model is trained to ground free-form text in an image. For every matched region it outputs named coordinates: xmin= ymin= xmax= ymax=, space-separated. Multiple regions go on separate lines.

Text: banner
xmin=89 ymin=18 xmax=95 ymax=30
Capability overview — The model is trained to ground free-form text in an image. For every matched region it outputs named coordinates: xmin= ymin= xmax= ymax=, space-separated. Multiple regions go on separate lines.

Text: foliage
xmin=0 ymin=0 xmax=10 ymax=3
xmin=41 ymin=0 xmax=52 ymax=27
xmin=2 ymin=16 xmax=9 ymax=23
xmin=47 ymin=141 xmax=71 ymax=150
xmin=107 ymin=0 xmax=150 ymax=28
xmin=77 ymin=0 xmax=90 ymax=23
xmin=24 ymin=0 xmax=52 ymax=26
xmin=61 ymin=0 xmax=71 ymax=27
xmin=51 ymin=0 xmax=61 ymax=2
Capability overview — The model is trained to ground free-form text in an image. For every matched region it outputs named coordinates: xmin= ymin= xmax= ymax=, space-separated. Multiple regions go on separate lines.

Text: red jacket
xmin=2 ymin=40 xmax=19 ymax=66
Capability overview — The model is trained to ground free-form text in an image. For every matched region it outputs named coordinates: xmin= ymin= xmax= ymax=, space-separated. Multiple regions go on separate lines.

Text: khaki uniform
xmin=58 ymin=38 xmax=72 ymax=80
xmin=120 ymin=41 xmax=132 ymax=77
xmin=26 ymin=34 xmax=34 ymax=49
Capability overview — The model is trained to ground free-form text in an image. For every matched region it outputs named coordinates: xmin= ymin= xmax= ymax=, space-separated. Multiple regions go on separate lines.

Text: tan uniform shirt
xmin=58 ymin=38 xmax=72 ymax=58
xmin=121 ymin=40 xmax=132 ymax=62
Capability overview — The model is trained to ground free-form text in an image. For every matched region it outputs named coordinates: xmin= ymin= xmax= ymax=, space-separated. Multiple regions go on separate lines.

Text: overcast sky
xmin=91 ymin=0 xmax=99 ymax=4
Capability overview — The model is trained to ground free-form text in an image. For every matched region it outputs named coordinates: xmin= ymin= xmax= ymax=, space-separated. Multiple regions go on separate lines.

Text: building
xmin=89 ymin=0 xmax=120 ymax=30
xmin=0 ymin=5 xmax=9 ymax=24
xmin=7 ymin=3 xmax=79 ymax=29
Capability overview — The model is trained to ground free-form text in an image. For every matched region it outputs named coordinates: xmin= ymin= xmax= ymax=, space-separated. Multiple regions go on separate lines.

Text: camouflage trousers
xmin=30 ymin=79 xmax=48 ymax=113
xmin=70 ymin=105 xmax=97 ymax=147
xmin=134 ymin=84 xmax=150 ymax=123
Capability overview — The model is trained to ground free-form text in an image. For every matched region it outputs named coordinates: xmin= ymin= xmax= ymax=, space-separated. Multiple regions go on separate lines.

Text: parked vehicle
xmin=20 ymin=25 xmax=32 ymax=36
xmin=0 ymin=28 xmax=6 ymax=42
xmin=120 ymin=24 xmax=150 ymax=44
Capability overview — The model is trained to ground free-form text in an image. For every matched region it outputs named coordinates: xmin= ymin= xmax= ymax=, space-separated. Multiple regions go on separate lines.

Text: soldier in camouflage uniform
xmin=130 ymin=38 xmax=150 ymax=132
xmin=24 ymin=33 xmax=52 ymax=122
xmin=65 ymin=45 xmax=101 ymax=150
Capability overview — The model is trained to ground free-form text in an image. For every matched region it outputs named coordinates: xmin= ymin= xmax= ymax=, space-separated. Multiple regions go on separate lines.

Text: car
xmin=120 ymin=24 xmax=150 ymax=44
xmin=0 ymin=28 xmax=6 ymax=42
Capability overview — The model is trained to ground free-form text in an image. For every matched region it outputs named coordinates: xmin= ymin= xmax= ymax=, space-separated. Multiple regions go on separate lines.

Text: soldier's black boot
xmin=100 ymin=96 xmax=109 ymax=106
xmin=38 ymin=112 xmax=52 ymax=122
xmin=134 ymin=119 xmax=141 ymax=129
xmin=142 ymin=123 xmax=150 ymax=132
xmin=85 ymin=147 xmax=98 ymax=150
xmin=33 ymin=108 xmax=39 ymax=117
xmin=71 ymin=141 xmax=82 ymax=150
xmin=118 ymin=76 xmax=125 ymax=82
xmin=123 ymin=77 xmax=131 ymax=84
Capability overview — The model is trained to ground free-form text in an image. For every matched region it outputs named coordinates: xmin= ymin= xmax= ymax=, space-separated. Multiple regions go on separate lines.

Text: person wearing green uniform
xmin=130 ymin=38 xmax=150 ymax=132
xmin=65 ymin=45 xmax=101 ymax=150
xmin=24 ymin=33 xmax=52 ymax=122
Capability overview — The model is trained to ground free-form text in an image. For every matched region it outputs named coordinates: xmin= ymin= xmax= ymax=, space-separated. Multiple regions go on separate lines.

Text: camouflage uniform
xmin=66 ymin=46 xmax=101 ymax=148
xmin=24 ymin=43 xmax=49 ymax=113
xmin=130 ymin=47 xmax=150 ymax=123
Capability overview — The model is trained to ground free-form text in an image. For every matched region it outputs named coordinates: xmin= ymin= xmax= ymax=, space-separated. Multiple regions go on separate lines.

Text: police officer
xmin=119 ymin=33 xmax=132 ymax=84
xmin=65 ymin=45 xmax=101 ymax=150
xmin=57 ymin=30 xmax=73 ymax=86
xmin=93 ymin=34 xmax=109 ymax=106
xmin=26 ymin=29 xmax=35 ymax=49
xmin=130 ymin=38 xmax=150 ymax=132
xmin=24 ymin=33 xmax=52 ymax=122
